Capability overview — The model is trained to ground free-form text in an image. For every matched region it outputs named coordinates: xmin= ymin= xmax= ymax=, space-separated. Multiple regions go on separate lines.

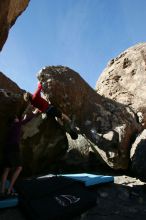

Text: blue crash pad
xmin=61 ymin=173 xmax=114 ymax=186
xmin=0 ymin=197 xmax=18 ymax=208
xmin=0 ymin=181 xmax=19 ymax=208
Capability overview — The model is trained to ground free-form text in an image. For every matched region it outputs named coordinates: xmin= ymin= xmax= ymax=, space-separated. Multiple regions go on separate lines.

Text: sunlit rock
xmin=0 ymin=0 xmax=30 ymax=51
xmin=96 ymin=42 xmax=146 ymax=128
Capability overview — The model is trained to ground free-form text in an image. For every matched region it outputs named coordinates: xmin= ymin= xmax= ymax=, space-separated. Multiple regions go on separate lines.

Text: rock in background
xmin=0 ymin=0 xmax=30 ymax=51
xmin=96 ymin=43 xmax=146 ymax=128
xmin=96 ymin=43 xmax=146 ymax=180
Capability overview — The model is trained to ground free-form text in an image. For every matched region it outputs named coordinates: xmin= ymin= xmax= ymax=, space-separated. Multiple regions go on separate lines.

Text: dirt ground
xmin=74 ymin=175 xmax=146 ymax=220
xmin=0 ymin=175 xmax=146 ymax=220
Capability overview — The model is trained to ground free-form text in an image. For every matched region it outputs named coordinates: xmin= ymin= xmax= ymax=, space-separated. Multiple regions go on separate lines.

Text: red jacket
xmin=31 ymin=82 xmax=49 ymax=112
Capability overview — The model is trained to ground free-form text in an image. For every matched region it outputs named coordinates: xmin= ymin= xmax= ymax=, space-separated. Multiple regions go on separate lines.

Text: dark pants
xmin=46 ymin=105 xmax=62 ymax=118
xmin=3 ymin=146 xmax=22 ymax=168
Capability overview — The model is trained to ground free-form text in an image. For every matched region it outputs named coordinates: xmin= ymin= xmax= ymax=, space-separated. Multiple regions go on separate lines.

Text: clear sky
xmin=0 ymin=0 xmax=146 ymax=92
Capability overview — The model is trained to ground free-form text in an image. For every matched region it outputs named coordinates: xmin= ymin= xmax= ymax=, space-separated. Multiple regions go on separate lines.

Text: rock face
xmin=0 ymin=0 xmax=30 ymax=51
xmin=21 ymin=115 xmax=68 ymax=176
xmin=95 ymin=42 xmax=146 ymax=180
xmin=0 ymin=71 xmax=23 ymax=93
xmin=96 ymin=43 xmax=146 ymax=128
xmin=130 ymin=129 xmax=146 ymax=181
xmin=37 ymin=66 xmax=140 ymax=170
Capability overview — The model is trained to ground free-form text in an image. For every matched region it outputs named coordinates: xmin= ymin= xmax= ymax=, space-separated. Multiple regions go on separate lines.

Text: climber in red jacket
xmin=23 ymin=82 xmax=78 ymax=140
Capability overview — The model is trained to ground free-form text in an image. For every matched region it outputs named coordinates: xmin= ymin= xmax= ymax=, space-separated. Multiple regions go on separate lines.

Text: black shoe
xmin=8 ymin=192 xmax=18 ymax=197
xmin=69 ymin=129 xmax=78 ymax=140
xmin=64 ymin=117 xmax=78 ymax=140
xmin=0 ymin=191 xmax=18 ymax=200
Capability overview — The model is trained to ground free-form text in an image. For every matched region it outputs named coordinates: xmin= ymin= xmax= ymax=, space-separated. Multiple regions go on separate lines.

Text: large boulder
xmin=37 ymin=66 xmax=140 ymax=170
xmin=96 ymin=42 xmax=146 ymax=128
xmin=0 ymin=0 xmax=30 ymax=51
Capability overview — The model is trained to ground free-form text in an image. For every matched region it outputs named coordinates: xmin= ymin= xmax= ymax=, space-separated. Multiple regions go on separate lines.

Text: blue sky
xmin=0 ymin=0 xmax=146 ymax=92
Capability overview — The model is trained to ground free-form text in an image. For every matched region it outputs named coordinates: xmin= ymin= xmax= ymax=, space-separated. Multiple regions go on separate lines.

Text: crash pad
xmin=61 ymin=173 xmax=114 ymax=186
xmin=0 ymin=181 xmax=18 ymax=208
xmin=0 ymin=196 xmax=18 ymax=208
xmin=16 ymin=175 xmax=97 ymax=220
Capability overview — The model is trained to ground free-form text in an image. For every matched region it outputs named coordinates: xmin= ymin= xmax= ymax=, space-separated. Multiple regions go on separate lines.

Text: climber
xmin=23 ymin=82 xmax=78 ymax=140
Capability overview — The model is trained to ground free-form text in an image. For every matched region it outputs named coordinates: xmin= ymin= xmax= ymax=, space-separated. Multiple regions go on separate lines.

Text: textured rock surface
xmin=0 ymin=0 xmax=30 ymax=51
xmin=130 ymin=129 xmax=146 ymax=181
xmin=21 ymin=115 xmax=68 ymax=176
xmin=96 ymin=42 xmax=146 ymax=128
xmin=0 ymin=71 xmax=23 ymax=93
xmin=37 ymin=66 xmax=140 ymax=170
